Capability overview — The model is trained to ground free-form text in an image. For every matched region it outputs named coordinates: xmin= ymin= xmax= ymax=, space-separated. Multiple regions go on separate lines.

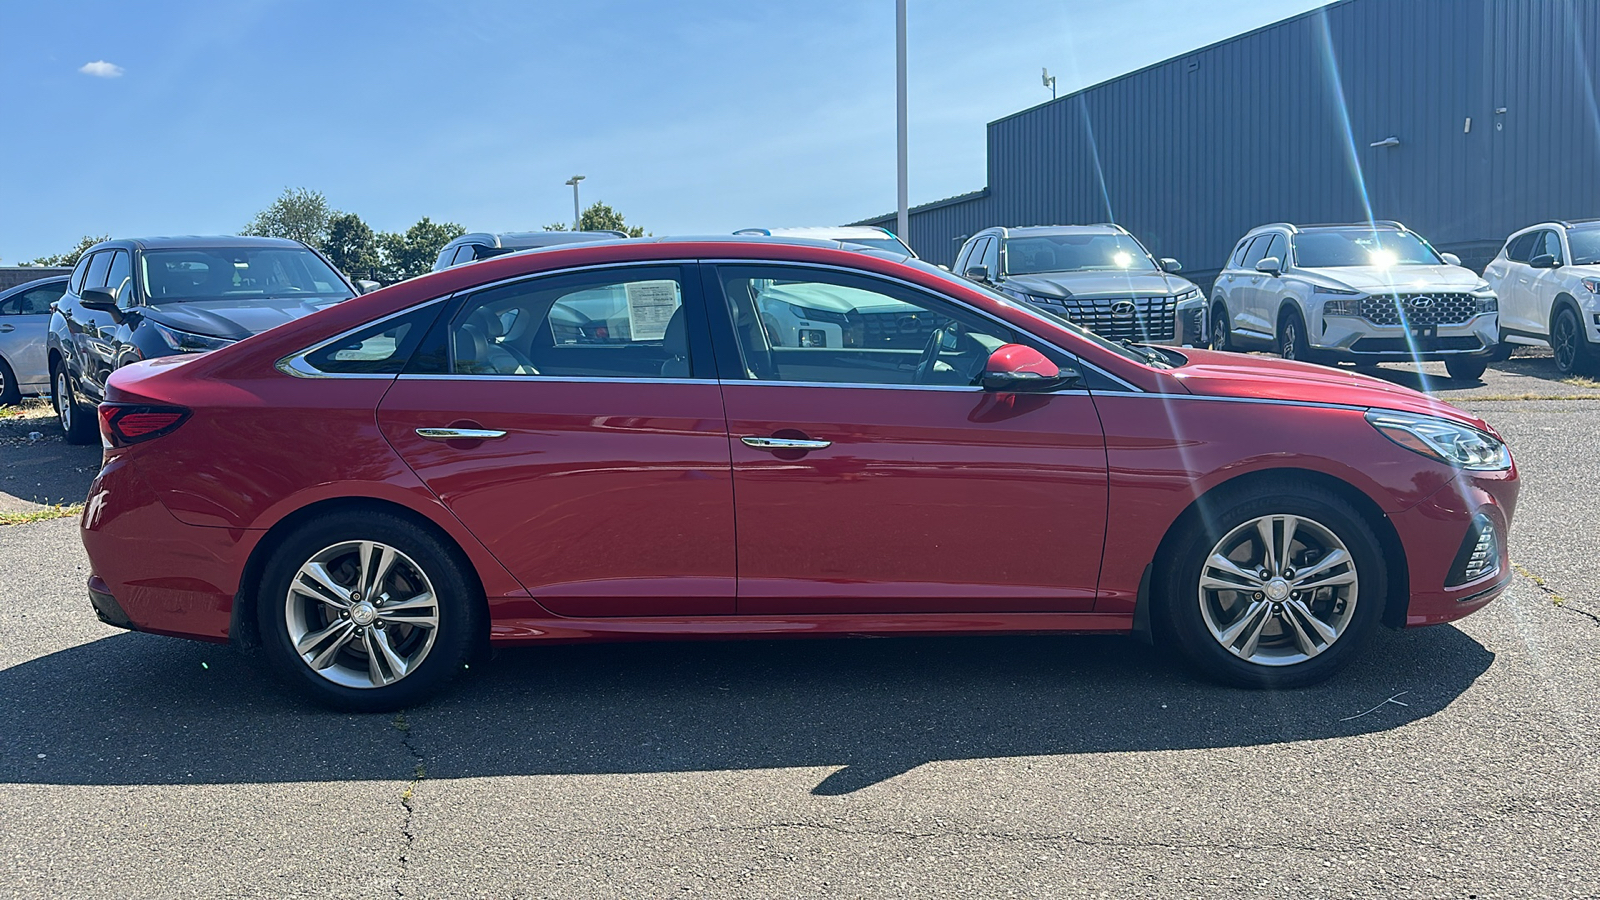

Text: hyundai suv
xmin=734 ymin=226 xmax=916 ymax=257
xmin=432 ymin=230 xmax=627 ymax=271
xmin=952 ymin=225 xmax=1205 ymax=346
xmin=47 ymin=236 xmax=358 ymax=443
xmin=1483 ymin=220 xmax=1600 ymax=374
xmin=1211 ymin=222 xmax=1498 ymax=380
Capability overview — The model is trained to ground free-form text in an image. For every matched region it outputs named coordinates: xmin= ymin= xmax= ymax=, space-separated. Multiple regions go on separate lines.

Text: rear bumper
xmin=1389 ymin=466 xmax=1519 ymax=627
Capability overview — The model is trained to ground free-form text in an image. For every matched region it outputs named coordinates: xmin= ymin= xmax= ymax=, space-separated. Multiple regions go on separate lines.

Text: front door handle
xmin=741 ymin=436 xmax=832 ymax=450
xmin=0 ymin=324 xmax=12 ymax=333
xmin=416 ymin=427 xmax=508 ymax=441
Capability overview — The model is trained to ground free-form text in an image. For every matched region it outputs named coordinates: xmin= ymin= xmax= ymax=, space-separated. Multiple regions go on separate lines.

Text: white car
xmin=1210 ymin=221 xmax=1499 ymax=380
xmin=1483 ymin=220 xmax=1600 ymax=374
xmin=734 ymin=226 xmax=916 ymax=257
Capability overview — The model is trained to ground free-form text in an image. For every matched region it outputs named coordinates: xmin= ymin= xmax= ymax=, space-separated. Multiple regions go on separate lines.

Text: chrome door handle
xmin=416 ymin=427 xmax=507 ymax=441
xmin=741 ymin=436 xmax=831 ymax=450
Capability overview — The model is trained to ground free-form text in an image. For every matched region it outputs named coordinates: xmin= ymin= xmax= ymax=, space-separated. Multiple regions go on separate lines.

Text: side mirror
xmin=1440 ymin=252 xmax=1462 ymax=267
xmin=1530 ymin=253 xmax=1559 ymax=269
xmin=964 ymin=264 xmax=990 ymax=283
xmin=79 ymin=287 xmax=124 ymax=323
xmin=1160 ymin=257 xmax=1183 ymax=273
xmin=355 ymin=279 xmax=381 ymax=294
xmin=980 ymin=344 xmax=1080 ymax=392
xmin=1255 ymin=256 xmax=1282 ymax=276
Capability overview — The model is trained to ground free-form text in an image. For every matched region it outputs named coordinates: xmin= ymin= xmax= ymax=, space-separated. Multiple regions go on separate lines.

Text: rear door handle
xmin=741 ymin=436 xmax=832 ymax=450
xmin=416 ymin=427 xmax=508 ymax=441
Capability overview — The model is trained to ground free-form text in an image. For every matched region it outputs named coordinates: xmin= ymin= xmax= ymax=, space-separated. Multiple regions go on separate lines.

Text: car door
xmin=1484 ymin=232 xmax=1535 ymax=335
xmin=1233 ymin=234 xmax=1274 ymax=337
xmin=69 ymin=250 xmax=119 ymax=401
xmin=376 ymin=263 xmax=737 ymax=618
xmin=1527 ymin=230 xmax=1568 ymax=336
xmin=705 ymin=262 xmax=1109 ymax=615
xmin=0 ymin=279 xmax=65 ymax=390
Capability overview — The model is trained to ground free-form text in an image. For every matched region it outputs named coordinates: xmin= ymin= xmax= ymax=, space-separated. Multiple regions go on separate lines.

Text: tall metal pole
xmin=895 ymin=0 xmax=909 ymax=245
xmin=566 ymin=175 xmax=585 ymax=230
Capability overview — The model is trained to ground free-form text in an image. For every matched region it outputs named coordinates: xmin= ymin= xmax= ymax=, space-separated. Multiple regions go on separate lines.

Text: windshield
xmin=908 ymin=259 xmax=1169 ymax=368
xmin=1568 ymin=227 xmax=1600 ymax=266
xmin=1291 ymin=229 xmax=1441 ymax=268
xmin=1004 ymin=233 xmax=1157 ymax=275
xmin=141 ymin=248 xmax=352 ymax=303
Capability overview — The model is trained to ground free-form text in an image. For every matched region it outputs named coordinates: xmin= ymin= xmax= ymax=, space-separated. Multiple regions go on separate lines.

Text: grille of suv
xmin=1359 ymin=293 xmax=1477 ymax=327
xmin=1030 ymin=296 xmax=1178 ymax=342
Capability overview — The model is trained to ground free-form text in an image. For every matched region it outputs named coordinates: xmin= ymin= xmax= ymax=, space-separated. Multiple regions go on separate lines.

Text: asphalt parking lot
xmin=1 ymin=353 xmax=1596 ymax=898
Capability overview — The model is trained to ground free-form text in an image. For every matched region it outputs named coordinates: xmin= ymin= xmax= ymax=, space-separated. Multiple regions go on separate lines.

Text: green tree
xmin=375 ymin=217 xmax=466 ymax=283
xmin=24 ymin=234 xmax=108 ymax=267
xmin=242 ymin=187 xmax=332 ymax=246
xmin=541 ymin=222 xmax=569 ymax=232
xmin=577 ymin=201 xmax=646 ymax=238
xmin=322 ymin=212 xmax=381 ymax=279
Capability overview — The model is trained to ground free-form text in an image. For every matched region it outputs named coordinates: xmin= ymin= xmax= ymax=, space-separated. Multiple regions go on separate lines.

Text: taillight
xmin=98 ymin=403 xmax=190 ymax=447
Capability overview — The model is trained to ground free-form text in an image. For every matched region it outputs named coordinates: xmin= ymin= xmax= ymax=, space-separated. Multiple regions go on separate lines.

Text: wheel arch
xmin=229 ymin=495 xmax=492 ymax=650
xmin=1143 ymin=466 xmax=1411 ymax=635
xmin=1551 ymin=291 xmax=1583 ymax=326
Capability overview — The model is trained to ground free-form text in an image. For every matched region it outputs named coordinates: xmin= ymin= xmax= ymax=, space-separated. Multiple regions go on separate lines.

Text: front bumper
xmin=1313 ymin=313 xmax=1497 ymax=361
xmin=1388 ymin=465 xmax=1520 ymax=627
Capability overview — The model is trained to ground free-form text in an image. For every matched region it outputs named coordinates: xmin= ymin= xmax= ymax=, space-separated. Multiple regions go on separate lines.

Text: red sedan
xmin=81 ymin=239 xmax=1518 ymax=710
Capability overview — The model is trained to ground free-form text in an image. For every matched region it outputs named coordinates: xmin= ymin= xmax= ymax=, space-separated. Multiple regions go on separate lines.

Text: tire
xmin=257 ymin=510 xmax=482 ymax=711
xmin=1276 ymin=308 xmax=1313 ymax=363
xmin=1156 ymin=483 xmax=1386 ymax=689
xmin=51 ymin=363 xmax=98 ymax=445
xmin=1444 ymin=357 xmax=1489 ymax=382
xmin=1488 ymin=335 xmax=1514 ymax=362
xmin=0 ymin=358 xmax=19 ymax=407
xmin=1210 ymin=302 xmax=1232 ymax=352
xmin=1551 ymin=306 xmax=1594 ymax=376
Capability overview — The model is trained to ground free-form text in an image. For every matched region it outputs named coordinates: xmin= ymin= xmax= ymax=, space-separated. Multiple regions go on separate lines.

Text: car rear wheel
xmin=1551 ymin=306 xmax=1593 ymax=375
xmin=1444 ymin=357 xmax=1489 ymax=381
xmin=1210 ymin=302 xmax=1231 ymax=351
xmin=52 ymin=365 xmax=97 ymax=444
xmin=1158 ymin=485 xmax=1385 ymax=688
xmin=1276 ymin=309 xmax=1312 ymax=363
xmin=258 ymin=511 xmax=481 ymax=711
xmin=0 ymin=358 xmax=19 ymax=407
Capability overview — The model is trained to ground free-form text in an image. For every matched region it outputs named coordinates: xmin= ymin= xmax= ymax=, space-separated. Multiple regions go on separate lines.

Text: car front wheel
xmin=1277 ymin=309 xmax=1313 ymax=363
xmin=1444 ymin=357 xmax=1489 ymax=381
xmin=1159 ymin=484 xmax=1385 ymax=689
xmin=1210 ymin=302 xmax=1232 ymax=351
xmin=258 ymin=511 xmax=481 ymax=711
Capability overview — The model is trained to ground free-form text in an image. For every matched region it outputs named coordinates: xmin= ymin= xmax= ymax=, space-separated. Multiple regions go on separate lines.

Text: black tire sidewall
xmin=1554 ymin=308 xmax=1584 ymax=375
xmin=1278 ymin=309 xmax=1310 ymax=361
xmin=1158 ymin=488 xmax=1386 ymax=689
xmin=0 ymin=358 xmax=19 ymax=407
xmin=257 ymin=511 xmax=481 ymax=711
xmin=1445 ymin=357 xmax=1489 ymax=381
xmin=1211 ymin=302 xmax=1230 ymax=351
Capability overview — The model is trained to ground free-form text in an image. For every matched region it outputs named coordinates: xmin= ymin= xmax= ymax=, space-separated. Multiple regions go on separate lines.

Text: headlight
xmin=1365 ymin=410 xmax=1511 ymax=471
xmin=1174 ymin=287 xmax=1201 ymax=306
xmin=1314 ymin=285 xmax=1360 ymax=295
xmin=1471 ymin=283 xmax=1499 ymax=312
xmin=1323 ymin=298 xmax=1362 ymax=316
xmin=153 ymin=322 xmax=236 ymax=353
xmin=783 ymin=302 xmax=848 ymax=325
xmin=1580 ymin=278 xmax=1600 ymax=294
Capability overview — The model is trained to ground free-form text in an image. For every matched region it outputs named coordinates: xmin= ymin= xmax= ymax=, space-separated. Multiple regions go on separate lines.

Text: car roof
xmin=454 ymin=231 xmax=627 ymax=251
xmin=995 ymin=224 xmax=1129 ymax=238
xmin=87 ymin=235 xmax=311 ymax=252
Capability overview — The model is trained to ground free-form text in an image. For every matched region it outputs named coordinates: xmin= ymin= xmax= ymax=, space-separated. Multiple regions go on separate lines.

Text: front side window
xmin=444 ymin=266 xmax=692 ymax=379
xmin=717 ymin=264 xmax=1027 ymax=387
xmin=1532 ymin=230 xmax=1564 ymax=264
xmin=963 ymin=238 xmax=992 ymax=275
xmin=105 ymin=250 xmax=133 ymax=306
xmin=1260 ymin=233 xmax=1286 ymax=264
xmin=1291 ymin=229 xmax=1442 ymax=268
xmin=1004 ymin=233 xmax=1156 ymax=275
xmin=1240 ymin=235 xmax=1273 ymax=270
xmin=141 ymin=248 xmax=352 ymax=303
xmin=1567 ymin=227 xmax=1600 ymax=266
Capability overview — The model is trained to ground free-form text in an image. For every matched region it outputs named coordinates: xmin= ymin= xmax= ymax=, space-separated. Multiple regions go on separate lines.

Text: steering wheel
xmin=914 ymin=326 xmax=951 ymax=384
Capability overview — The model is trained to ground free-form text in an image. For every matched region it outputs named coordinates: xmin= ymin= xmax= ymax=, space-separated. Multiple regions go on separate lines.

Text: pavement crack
xmin=1512 ymin=561 xmax=1600 ymax=628
xmin=392 ymin=713 xmax=426 ymax=899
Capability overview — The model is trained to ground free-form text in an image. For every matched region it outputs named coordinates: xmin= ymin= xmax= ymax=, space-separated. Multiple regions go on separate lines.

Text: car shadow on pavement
xmin=0 ymin=624 xmax=1491 ymax=794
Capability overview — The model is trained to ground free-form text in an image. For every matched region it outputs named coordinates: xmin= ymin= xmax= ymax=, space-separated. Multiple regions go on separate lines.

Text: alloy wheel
xmin=284 ymin=540 xmax=442 ymax=689
xmin=55 ymin=370 xmax=72 ymax=431
xmin=1211 ymin=314 xmax=1227 ymax=350
xmin=1197 ymin=514 xmax=1359 ymax=666
xmin=1554 ymin=312 xmax=1578 ymax=372
xmin=1280 ymin=321 xmax=1299 ymax=360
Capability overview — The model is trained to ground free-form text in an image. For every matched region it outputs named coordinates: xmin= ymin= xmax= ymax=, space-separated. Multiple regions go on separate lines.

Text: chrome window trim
xmin=396 ymin=374 xmax=720 ymax=385
xmin=701 ymin=257 xmax=1144 ymax=393
xmin=276 ymin=299 xmax=447 ymax=379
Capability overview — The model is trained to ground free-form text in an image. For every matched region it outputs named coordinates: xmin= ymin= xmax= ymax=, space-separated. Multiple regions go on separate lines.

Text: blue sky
xmin=0 ymin=0 xmax=1329 ymax=263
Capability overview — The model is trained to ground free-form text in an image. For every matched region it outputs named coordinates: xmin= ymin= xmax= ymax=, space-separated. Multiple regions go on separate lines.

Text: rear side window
xmin=1504 ymin=232 xmax=1538 ymax=263
xmin=302 ymin=305 xmax=442 ymax=375
xmin=2 ymin=282 xmax=66 ymax=315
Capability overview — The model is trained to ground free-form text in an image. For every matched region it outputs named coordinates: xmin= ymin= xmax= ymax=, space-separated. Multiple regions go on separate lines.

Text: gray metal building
xmin=855 ymin=0 xmax=1600 ymax=288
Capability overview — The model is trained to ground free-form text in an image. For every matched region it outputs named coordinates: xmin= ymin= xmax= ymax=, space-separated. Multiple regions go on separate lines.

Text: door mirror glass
xmin=1159 ymin=257 xmax=1183 ymax=273
xmin=964 ymin=264 xmax=990 ymax=283
xmin=1255 ymin=256 xmax=1282 ymax=276
xmin=1529 ymin=253 xmax=1558 ymax=269
xmin=79 ymin=286 xmax=125 ymax=322
xmin=1440 ymin=252 xmax=1462 ymax=267
xmin=980 ymin=343 xmax=1079 ymax=392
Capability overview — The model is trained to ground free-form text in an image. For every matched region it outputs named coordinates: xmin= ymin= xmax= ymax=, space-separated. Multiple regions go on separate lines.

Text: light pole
xmin=895 ymin=0 xmax=908 ymax=246
xmin=565 ymin=175 xmax=586 ymax=230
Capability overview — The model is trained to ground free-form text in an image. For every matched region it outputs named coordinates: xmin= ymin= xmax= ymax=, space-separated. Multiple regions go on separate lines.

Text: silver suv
xmin=1211 ymin=221 xmax=1498 ymax=380
xmin=952 ymin=224 xmax=1204 ymax=346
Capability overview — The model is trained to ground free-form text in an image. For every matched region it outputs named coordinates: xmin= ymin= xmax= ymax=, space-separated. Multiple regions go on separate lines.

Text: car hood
xmin=759 ymin=282 xmax=915 ymax=314
xmin=1298 ymin=265 xmax=1485 ymax=293
xmin=143 ymin=296 xmax=350 ymax=340
xmin=998 ymin=270 xmax=1192 ymax=300
xmin=1169 ymin=348 xmax=1489 ymax=429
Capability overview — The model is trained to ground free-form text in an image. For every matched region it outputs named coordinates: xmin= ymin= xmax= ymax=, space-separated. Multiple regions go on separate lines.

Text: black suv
xmin=432 ymin=230 xmax=626 ymax=271
xmin=47 ymin=236 xmax=358 ymax=443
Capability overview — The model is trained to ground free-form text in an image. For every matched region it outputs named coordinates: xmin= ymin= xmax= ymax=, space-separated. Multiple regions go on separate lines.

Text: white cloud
xmin=78 ymin=60 xmax=124 ymax=78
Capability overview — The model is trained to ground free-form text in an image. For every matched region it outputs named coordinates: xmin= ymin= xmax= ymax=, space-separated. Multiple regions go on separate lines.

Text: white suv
xmin=1483 ymin=220 xmax=1600 ymax=374
xmin=1210 ymin=221 xmax=1499 ymax=380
